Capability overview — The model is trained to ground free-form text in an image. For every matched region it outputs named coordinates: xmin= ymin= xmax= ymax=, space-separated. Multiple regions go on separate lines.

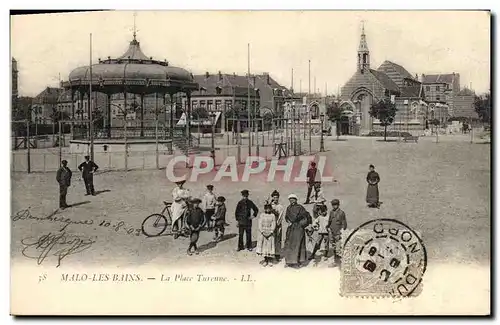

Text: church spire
xmin=357 ymin=20 xmax=370 ymax=72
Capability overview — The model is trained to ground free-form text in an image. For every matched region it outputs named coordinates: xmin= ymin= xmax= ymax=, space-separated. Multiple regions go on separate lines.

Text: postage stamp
xmin=340 ymin=218 xmax=427 ymax=298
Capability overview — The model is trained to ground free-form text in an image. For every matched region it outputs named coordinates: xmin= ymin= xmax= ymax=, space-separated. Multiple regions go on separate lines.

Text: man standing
xmin=235 ymin=189 xmax=259 ymax=252
xmin=78 ymin=155 xmax=99 ymax=196
xmin=56 ymin=160 xmax=72 ymax=209
xmin=304 ymin=162 xmax=320 ymax=204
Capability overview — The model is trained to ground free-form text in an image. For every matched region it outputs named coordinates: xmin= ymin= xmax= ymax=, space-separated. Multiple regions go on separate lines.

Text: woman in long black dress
xmin=283 ymin=194 xmax=311 ymax=268
xmin=366 ymin=164 xmax=380 ymax=208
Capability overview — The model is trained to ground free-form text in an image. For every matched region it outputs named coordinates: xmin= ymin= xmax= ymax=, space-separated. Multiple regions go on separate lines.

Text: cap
xmin=331 ymin=199 xmax=340 ymax=205
xmin=175 ymin=180 xmax=186 ymax=185
xmin=241 ymin=190 xmax=249 ymax=195
xmin=288 ymin=194 xmax=298 ymax=200
xmin=369 ymin=164 xmax=375 ymax=168
xmin=84 ymin=155 xmax=90 ymax=160
xmin=206 ymin=184 xmax=214 ymax=189
xmin=61 ymin=160 xmax=68 ymax=164
xmin=271 ymin=190 xmax=280 ymax=197
xmin=217 ymin=196 xmax=226 ymax=202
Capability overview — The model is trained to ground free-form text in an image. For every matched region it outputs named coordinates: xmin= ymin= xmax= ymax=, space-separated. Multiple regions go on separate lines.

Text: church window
xmin=363 ymin=53 xmax=368 ymax=64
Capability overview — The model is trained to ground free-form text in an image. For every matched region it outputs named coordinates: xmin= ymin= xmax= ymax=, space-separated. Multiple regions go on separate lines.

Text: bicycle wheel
xmin=142 ymin=213 xmax=169 ymax=237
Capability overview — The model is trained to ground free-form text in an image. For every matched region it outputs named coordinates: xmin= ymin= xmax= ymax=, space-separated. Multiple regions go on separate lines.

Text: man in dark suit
xmin=235 ymin=189 xmax=259 ymax=252
xmin=56 ymin=160 xmax=72 ymax=209
xmin=78 ymin=155 xmax=99 ymax=196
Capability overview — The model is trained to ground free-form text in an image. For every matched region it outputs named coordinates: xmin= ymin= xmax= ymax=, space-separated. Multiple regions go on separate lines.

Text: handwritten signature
xmin=21 ymin=231 xmax=96 ymax=267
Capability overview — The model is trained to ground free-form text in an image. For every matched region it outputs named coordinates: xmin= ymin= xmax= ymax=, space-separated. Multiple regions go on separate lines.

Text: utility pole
xmin=247 ymin=43 xmax=251 ymax=157
xmin=89 ymin=33 xmax=94 ymax=161
xmin=308 ymin=59 xmax=311 ymax=153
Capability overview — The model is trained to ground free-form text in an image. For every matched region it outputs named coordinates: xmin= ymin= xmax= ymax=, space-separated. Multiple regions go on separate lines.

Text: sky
xmin=10 ymin=10 xmax=491 ymax=97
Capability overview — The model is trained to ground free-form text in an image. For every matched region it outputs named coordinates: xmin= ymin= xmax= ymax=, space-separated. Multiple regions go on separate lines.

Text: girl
xmin=256 ymin=204 xmax=276 ymax=267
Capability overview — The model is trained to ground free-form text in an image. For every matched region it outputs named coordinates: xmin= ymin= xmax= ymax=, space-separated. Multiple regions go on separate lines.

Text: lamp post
xmin=320 ymin=113 xmax=325 ymax=152
xmin=210 ymin=112 xmax=216 ymax=167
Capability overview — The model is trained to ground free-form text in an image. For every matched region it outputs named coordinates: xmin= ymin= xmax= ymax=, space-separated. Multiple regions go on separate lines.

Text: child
xmin=203 ymin=184 xmax=217 ymax=231
xmin=212 ymin=196 xmax=227 ymax=242
xmin=256 ymin=204 xmax=276 ymax=267
xmin=311 ymin=182 xmax=327 ymax=218
xmin=309 ymin=204 xmax=330 ymax=263
xmin=186 ymin=198 xmax=204 ymax=255
xmin=328 ymin=199 xmax=347 ymax=266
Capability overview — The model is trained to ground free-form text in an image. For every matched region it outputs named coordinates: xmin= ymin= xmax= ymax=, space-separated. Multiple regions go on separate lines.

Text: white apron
xmin=171 ymin=187 xmax=190 ymax=224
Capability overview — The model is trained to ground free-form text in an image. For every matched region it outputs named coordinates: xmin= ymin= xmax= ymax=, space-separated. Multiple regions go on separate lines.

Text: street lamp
xmin=210 ymin=112 xmax=216 ymax=167
xmin=320 ymin=113 xmax=325 ymax=152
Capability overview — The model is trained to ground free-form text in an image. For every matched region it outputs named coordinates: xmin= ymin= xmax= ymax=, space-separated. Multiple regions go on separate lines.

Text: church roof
xmin=369 ymin=69 xmax=399 ymax=93
xmin=377 ymin=60 xmax=415 ymax=80
xmin=400 ymin=85 xmax=422 ymax=98
xmin=422 ymin=73 xmax=457 ymax=84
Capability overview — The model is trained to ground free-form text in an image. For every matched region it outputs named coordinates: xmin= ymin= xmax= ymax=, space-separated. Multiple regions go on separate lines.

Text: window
xmin=225 ymin=100 xmax=232 ymax=110
xmin=436 ymin=86 xmax=440 ymax=91
xmin=216 ymin=87 xmax=222 ymax=95
xmin=192 ymin=100 xmax=198 ymax=109
xmin=216 ymin=100 xmax=222 ymax=110
xmin=207 ymin=100 xmax=214 ymax=111
xmin=426 ymin=86 xmax=430 ymax=91
xmin=199 ymin=100 xmax=206 ymax=109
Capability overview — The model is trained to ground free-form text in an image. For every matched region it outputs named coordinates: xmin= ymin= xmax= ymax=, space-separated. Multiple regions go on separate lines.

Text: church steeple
xmin=357 ymin=21 xmax=370 ymax=73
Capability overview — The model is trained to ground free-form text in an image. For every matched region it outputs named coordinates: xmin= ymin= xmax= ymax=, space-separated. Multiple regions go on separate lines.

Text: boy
xmin=311 ymin=182 xmax=327 ymax=218
xmin=213 ymin=196 xmax=227 ymax=242
xmin=235 ymin=190 xmax=259 ymax=251
xmin=309 ymin=204 xmax=330 ymax=263
xmin=328 ymin=199 xmax=347 ymax=266
xmin=202 ymin=184 xmax=217 ymax=231
xmin=256 ymin=204 xmax=276 ymax=267
xmin=186 ymin=198 xmax=204 ymax=255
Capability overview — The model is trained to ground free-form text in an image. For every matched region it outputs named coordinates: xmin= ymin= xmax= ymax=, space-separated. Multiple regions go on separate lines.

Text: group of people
xmin=56 ymin=155 xmax=100 ymax=209
xmin=167 ymin=161 xmax=382 ymax=268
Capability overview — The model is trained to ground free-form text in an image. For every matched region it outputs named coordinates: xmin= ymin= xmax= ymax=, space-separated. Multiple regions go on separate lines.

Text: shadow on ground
xmin=198 ymin=233 xmax=238 ymax=252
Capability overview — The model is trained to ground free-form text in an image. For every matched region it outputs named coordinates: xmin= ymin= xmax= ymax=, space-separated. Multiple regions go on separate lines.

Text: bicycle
xmin=141 ymin=201 xmax=190 ymax=238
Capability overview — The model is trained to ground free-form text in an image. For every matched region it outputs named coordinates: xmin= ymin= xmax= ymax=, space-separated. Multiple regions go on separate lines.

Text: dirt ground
xmin=10 ymin=135 xmax=490 ymax=269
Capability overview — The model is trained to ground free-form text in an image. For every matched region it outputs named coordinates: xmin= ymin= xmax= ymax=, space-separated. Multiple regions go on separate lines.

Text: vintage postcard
xmin=9 ymin=10 xmax=491 ymax=315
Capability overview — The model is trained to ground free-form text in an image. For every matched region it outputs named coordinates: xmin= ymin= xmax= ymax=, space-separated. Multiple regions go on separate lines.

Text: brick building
xmin=340 ymin=24 xmax=427 ymax=135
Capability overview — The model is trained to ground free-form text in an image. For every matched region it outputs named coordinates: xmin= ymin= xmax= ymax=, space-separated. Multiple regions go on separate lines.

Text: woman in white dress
xmin=171 ymin=180 xmax=191 ymax=238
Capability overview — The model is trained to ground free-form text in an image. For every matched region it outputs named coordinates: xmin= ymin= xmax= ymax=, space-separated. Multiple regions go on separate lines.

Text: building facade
xmin=340 ymin=24 xmax=427 ymax=135
xmin=11 ymin=58 xmax=19 ymax=116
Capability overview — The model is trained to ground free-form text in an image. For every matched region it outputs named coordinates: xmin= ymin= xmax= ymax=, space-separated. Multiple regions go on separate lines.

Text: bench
xmin=403 ymin=135 xmax=419 ymax=143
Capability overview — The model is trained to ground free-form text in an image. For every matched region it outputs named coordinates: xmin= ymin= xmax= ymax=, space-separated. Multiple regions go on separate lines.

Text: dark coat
xmin=186 ymin=207 xmax=205 ymax=229
xmin=56 ymin=166 xmax=72 ymax=187
xmin=306 ymin=167 xmax=319 ymax=185
xmin=234 ymin=198 xmax=259 ymax=227
xmin=366 ymin=171 xmax=380 ymax=204
xmin=78 ymin=160 xmax=99 ymax=177
xmin=328 ymin=208 xmax=347 ymax=235
xmin=283 ymin=204 xmax=310 ymax=264
xmin=213 ymin=203 xmax=227 ymax=227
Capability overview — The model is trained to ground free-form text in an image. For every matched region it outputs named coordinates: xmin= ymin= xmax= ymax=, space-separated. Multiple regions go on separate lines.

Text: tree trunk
xmin=384 ymin=124 xmax=387 ymax=141
xmin=336 ymin=120 xmax=340 ymax=141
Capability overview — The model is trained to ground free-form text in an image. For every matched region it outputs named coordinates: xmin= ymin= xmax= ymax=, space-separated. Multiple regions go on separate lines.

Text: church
xmin=339 ymin=24 xmax=428 ymax=136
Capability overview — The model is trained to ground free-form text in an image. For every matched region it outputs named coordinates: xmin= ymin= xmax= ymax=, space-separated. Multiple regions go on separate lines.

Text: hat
xmin=369 ymin=164 xmax=375 ymax=169
xmin=331 ymin=199 xmax=340 ymax=205
xmin=217 ymin=196 xmax=226 ymax=202
xmin=241 ymin=190 xmax=249 ymax=195
xmin=288 ymin=194 xmax=298 ymax=200
xmin=190 ymin=198 xmax=202 ymax=204
xmin=206 ymin=184 xmax=214 ymax=189
xmin=84 ymin=155 xmax=90 ymax=160
xmin=271 ymin=190 xmax=280 ymax=197
xmin=175 ymin=180 xmax=186 ymax=185
xmin=61 ymin=160 xmax=68 ymax=164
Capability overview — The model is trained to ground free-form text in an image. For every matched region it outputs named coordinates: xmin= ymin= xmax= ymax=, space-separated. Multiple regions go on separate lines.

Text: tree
xmin=191 ymin=106 xmax=209 ymax=120
xmin=474 ymin=93 xmax=491 ymax=124
xmin=369 ymin=98 xmax=398 ymax=141
xmin=326 ymin=101 xmax=343 ymax=140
